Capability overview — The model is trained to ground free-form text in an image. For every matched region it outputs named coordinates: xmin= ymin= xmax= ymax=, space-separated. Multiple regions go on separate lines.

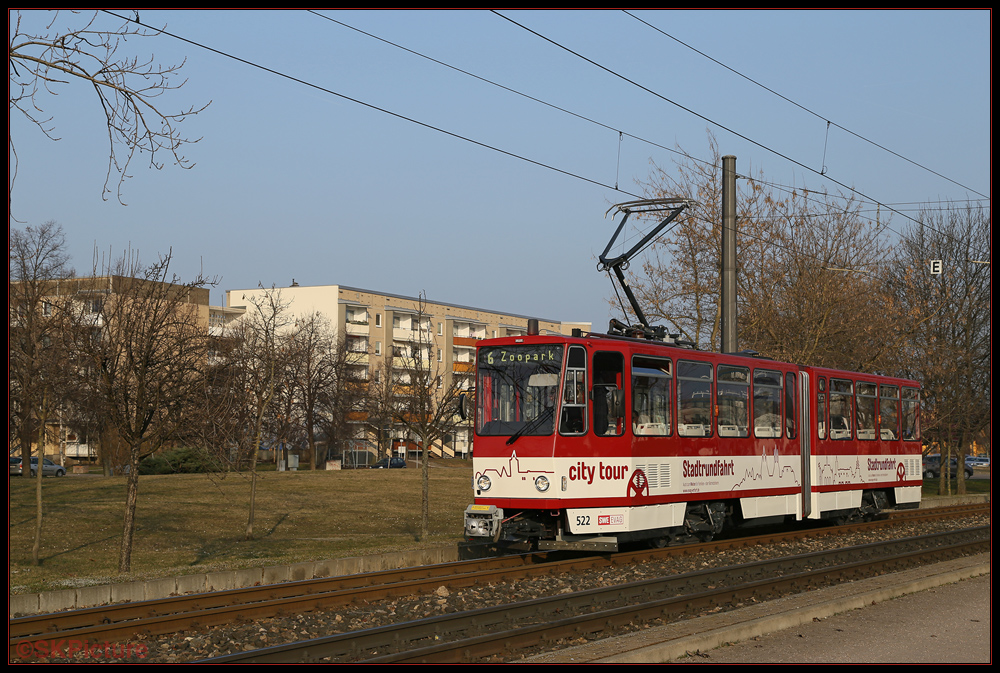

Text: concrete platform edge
xmin=10 ymin=546 xmax=459 ymax=618
xmin=524 ymin=553 xmax=990 ymax=663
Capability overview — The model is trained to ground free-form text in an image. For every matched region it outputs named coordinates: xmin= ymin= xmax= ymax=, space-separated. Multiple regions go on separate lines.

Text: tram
xmin=463 ymin=327 xmax=921 ymax=551
xmin=463 ymin=199 xmax=921 ymax=551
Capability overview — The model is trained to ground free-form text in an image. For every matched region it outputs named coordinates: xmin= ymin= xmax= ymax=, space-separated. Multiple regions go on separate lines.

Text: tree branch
xmin=9 ymin=10 xmax=210 ymax=204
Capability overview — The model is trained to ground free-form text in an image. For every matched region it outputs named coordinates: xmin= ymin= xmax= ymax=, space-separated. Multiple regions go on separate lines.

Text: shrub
xmin=138 ymin=446 xmax=221 ymax=475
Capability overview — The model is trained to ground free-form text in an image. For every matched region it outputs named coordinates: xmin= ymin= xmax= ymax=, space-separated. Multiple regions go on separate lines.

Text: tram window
xmin=476 ymin=344 xmax=563 ymax=437
xmin=753 ymin=369 xmax=782 ymax=438
xmin=829 ymin=379 xmax=853 ymax=440
xmin=817 ymin=377 xmax=827 ymax=440
xmin=879 ymin=384 xmax=899 ymax=440
xmin=560 ymin=345 xmax=587 ymax=435
xmin=785 ymin=372 xmax=796 ymax=439
xmin=592 ymin=352 xmax=624 ymax=437
xmin=901 ymin=387 xmax=920 ymax=441
xmin=632 ymin=355 xmax=672 ymax=436
xmin=717 ymin=365 xmax=749 ymax=437
xmin=856 ymin=382 xmax=877 ymax=440
xmin=678 ymin=360 xmax=712 ymax=437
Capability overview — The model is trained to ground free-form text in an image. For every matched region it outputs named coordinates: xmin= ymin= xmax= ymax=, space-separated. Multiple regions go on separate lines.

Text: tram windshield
xmin=476 ymin=345 xmax=564 ymax=437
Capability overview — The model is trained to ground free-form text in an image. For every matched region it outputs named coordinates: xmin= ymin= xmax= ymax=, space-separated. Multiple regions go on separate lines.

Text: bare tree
xmin=9 ymin=223 xmax=77 ymax=566
xmin=9 ymin=222 xmax=74 ymax=465
xmin=225 ymin=287 xmax=292 ymax=540
xmin=318 ymin=339 xmax=369 ymax=467
xmin=735 ymin=188 xmax=901 ymax=372
xmin=892 ymin=203 xmax=990 ymax=495
xmin=383 ymin=293 xmax=466 ymax=540
xmin=186 ymin=332 xmax=247 ymax=472
xmin=288 ymin=317 xmax=364 ymax=469
xmin=627 ymin=135 xmax=735 ymax=348
xmin=276 ymin=312 xmax=352 ymax=470
xmin=628 ymin=132 xmax=901 ymax=372
xmin=9 ymin=10 xmax=209 ymax=204
xmin=363 ymin=354 xmax=403 ymax=465
xmin=72 ymin=250 xmax=214 ymax=572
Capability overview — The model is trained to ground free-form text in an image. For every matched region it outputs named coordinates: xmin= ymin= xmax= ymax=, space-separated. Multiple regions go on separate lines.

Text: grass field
xmin=9 ymin=462 xmax=987 ymax=595
xmin=921 ymin=472 xmax=991 ymax=497
xmin=9 ymin=460 xmax=474 ymax=595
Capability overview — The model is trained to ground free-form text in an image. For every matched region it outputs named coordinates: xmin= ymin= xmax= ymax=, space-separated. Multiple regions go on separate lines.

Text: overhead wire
xmin=304 ymin=11 xmax=981 ymax=261
xmin=102 ymin=10 xmax=986 ymax=263
xmin=491 ymin=10 xmax=988 ymax=255
xmin=100 ymin=10 xmax=637 ymax=199
xmin=320 ymin=9 xmax=987 ymax=263
xmin=305 ymin=11 xmax=988 ymax=327
xmin=622 ymin=10 xmax=988 ymax=200
xmin=314 ymin=11 xmax=987 ymax=221
xmin=306 ymin=10 xmax=711 ymax=171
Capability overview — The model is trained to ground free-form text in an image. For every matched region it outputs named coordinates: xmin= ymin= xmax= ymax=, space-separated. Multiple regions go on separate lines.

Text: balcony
xmin=393 ymin=328 xmax=434 ymax=342
xmin=392 ymin=356 xmax=431 ymax=370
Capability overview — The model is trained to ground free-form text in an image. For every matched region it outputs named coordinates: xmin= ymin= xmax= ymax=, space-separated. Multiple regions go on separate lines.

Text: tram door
xmin=591 ymin=352 xmax=625 ymax=438
xmin=798 ymin=371 xmax=812 ymax=518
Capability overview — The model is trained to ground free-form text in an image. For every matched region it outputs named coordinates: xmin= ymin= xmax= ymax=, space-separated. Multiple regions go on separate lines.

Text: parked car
xmin=965 ymin=457 xmax=990 ymax=467
xmin=370 ymin=457 xmax=406 ymax=469
xmin=922 ymin=455 xmax=974 ymax=480
xmin=9 ymin=456 xmax=66 ymax=477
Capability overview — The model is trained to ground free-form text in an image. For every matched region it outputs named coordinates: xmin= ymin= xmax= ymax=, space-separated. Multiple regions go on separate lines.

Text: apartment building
xmin=10 ymin=275 xmax=212 ymax=463
xmin=225 ymin=283 xmax=590 ymax=457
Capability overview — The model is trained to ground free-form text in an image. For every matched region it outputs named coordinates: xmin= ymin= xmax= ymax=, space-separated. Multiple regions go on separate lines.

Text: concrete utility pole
xmin=721 ymin=155 xmax=738 ymax=354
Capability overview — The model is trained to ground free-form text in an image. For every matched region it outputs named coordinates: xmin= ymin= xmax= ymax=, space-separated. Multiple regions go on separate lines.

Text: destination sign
xmin=481 ymin=346 xmax=562 ymax=367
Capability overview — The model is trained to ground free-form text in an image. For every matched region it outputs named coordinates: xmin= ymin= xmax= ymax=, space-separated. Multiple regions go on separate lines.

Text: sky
xmin=9 ymin=9 xmax=991 ymax=329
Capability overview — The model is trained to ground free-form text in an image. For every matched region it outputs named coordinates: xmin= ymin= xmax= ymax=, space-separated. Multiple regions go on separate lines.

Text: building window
xmin=375 ymin=313 xmax=382 ymax=327
xmin=374 ymin=341 xmax=382 ymax=356
xmin=438 ymin=322 xmax=443 ymax=336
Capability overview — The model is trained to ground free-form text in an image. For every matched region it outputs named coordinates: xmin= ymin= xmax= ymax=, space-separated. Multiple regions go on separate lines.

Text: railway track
xmin=204 ymin=526 xmax=990 ymax=663
xmin=9 ymin=504 xmax=989 ymax=662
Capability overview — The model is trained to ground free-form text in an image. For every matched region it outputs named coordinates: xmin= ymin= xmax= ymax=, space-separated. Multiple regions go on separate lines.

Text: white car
xmin=10 ymin=456 xmax=67 ymax=477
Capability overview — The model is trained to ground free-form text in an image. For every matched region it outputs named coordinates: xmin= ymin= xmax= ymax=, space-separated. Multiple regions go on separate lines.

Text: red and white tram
xmin=463 ymin=327 xmax=922 ymax=551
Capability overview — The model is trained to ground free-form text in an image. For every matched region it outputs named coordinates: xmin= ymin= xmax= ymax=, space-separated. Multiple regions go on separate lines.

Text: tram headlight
xmin=534 ymin=475 xmax=550 ymax=492
xmin=476 ymin=474 xmax=492 ymax=491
